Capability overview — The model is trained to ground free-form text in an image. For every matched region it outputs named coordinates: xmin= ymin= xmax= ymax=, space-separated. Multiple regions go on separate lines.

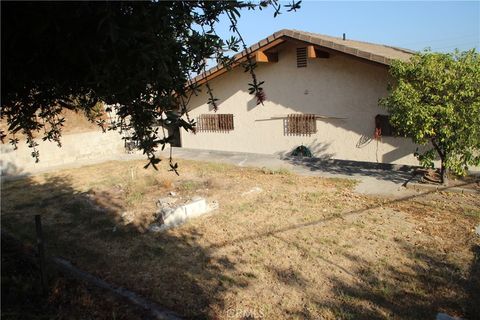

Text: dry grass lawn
xmin=2 ymin=159 xmax=479 ymax=319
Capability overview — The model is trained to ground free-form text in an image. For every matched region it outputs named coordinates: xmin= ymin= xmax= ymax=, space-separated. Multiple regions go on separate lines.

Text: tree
xmin=380 ymin=50 xmax=480 ymax=184
xmin=1 ymin=1 xmax=300 ymax=171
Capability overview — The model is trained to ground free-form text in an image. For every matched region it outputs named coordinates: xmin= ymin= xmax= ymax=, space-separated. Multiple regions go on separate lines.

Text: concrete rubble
xmin=241 ymin=186 xmax=263 ymax=197
xmin=149 ymin=195 xmax=218 ymax=232
xmin=120 ymin=210 xmax=136 ymax=224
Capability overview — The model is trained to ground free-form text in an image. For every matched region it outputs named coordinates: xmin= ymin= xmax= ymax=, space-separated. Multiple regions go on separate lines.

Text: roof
xmin=190 ymin=29 xmax=415 ymax=86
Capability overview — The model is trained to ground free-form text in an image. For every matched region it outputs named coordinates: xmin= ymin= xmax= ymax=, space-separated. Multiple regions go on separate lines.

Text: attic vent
xmin=296 ymin=47 xmax=307 ymax=68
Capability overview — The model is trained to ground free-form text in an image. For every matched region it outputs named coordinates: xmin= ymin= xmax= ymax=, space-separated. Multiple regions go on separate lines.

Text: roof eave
xmin=188 ymin=29 xmax=413 ymax=87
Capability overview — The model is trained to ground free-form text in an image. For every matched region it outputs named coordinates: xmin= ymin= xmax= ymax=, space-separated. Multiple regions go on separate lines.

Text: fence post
xmin=35 ymin=214 xmax=48 ymax=296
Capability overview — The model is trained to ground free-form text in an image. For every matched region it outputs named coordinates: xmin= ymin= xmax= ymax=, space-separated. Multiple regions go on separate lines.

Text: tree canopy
xmin=1 ymin=1 xmax=300 ymax=171
xmin=380 ymin=50 xmax=480 ymax=183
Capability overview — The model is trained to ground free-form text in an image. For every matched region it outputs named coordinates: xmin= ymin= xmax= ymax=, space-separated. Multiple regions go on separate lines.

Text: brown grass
xmin=1 ymin=233 xmax=146 ymax=320
xmin=2 ymin=159 xmax=479 ymax=319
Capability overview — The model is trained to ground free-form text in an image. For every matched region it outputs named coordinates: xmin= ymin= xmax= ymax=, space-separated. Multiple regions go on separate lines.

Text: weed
xmin=336 ymin=290 xmax=357 ymax=304
xmin=204 ymin=178 xmax=223 ymax=189
xmin=463 ymin=209 xmax=480 ymax=219
xmin=260 ymin=167 xmax=291 ymax=175
xmin=96 ymin=225 xmax=131 ymax=240
xmin=237 ymin=202 xmax=255 ymax=212
xmin=129 ymin=244 xmax=165 ymax=260
xmin=376 ymin=280 xmax=395 ymax=299
xmin=301 ymin=191 xmax=323 ymax=202
xmin=218 ymin=274 xmax=236 ymax=285
xmin=143 ymin=175 xmax=160 ymax=187
xmin=318 ymin=237 xmax=339 ymax=246
xmin=375 ymin=232 xmax=387 ymax=240
xmin=125 ymin=190 xmax=144 ymax=206
xmin=331 ymin=211 xmax=344 ymax=219
xmin=331 ymin=307 xmax=356 ymax=320
xmin=276 ymin=168 xmax=291 ymax=175
xmin=178 ymin=180 xmax=203 ymax=192
xmin=202 ymin=162 xmax=230 ymax=173
xmin=351 ymin=220 xmax=366 ymax=229
xmin=329 ymin=177 xmax=358 ymax=189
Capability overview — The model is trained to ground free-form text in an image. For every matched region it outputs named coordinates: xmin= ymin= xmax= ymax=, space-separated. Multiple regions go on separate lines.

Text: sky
xmin=212 ymin=1 xmax=480 ymax=53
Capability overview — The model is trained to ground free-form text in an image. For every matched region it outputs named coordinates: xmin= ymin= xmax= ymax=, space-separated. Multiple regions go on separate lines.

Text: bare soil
xmin=1 ymin=109 xmax=105 ymax=142
xmin=2 ymin=159 xmax=479 ymax=319
xmin=413 ymin=168 xmax=480 ymax=191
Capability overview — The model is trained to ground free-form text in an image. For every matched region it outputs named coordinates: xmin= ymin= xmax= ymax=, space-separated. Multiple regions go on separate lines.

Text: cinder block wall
xmin=1 ymin=130 xmax=127 ymax=176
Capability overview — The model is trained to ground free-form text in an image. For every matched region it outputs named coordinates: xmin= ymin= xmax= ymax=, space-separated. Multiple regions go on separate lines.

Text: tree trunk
xmin=440 ymin=159 xmax=448 ymax=186
xmin=431 ymin=139 xmax=448 ymax=186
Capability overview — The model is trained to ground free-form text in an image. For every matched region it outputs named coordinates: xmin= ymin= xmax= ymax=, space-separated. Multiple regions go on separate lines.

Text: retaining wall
xmin=1 ymin=130 xmax=129 ymax=177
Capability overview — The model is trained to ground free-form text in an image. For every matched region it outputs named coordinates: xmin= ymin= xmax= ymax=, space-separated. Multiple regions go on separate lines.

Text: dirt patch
xmin=2 ymin=159 xmax=479 ymax=319
xmin=1 ymin=108 xmax=106 ymax=143
xmin=412 ymin=169 xmax=480 ymax=192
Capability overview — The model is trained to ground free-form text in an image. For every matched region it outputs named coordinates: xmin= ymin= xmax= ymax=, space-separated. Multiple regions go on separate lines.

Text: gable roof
xmin=190 ymin=29 xmax=415 ymax=86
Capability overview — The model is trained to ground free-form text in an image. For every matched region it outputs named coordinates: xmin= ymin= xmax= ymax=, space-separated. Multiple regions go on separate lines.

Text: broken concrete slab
xmin=183 ymin=197 xmax=208 ymax=219
xmin=148 ymin=224 xmax=162 ymax=233
xmin=156 ymin=197 xmax=178 ymax=208
xmin=150 ymin=197 xmax=218 ymax=232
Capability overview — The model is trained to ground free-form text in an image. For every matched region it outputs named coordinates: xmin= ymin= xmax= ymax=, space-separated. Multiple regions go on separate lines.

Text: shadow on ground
xmin=2 ymin=169 xmax=478 ymax=319
xmin=300 ymin=241 xmax=480 ymax=320
xmin=205 ymin=184 xmax=479 ymax=319
xmin=1 ymin=174 xmax=243 ymax=319
xmin=283 ymin=155 xmax=415 ymax=184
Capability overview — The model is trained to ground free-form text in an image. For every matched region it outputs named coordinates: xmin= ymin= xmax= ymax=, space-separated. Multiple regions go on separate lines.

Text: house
xmin=180 ymin=29 xmax=420 ymax=166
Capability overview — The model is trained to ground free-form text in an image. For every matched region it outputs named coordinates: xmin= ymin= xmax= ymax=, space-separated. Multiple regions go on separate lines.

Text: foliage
xmin=291 ymin=145 xmax=313 ymax=157
xmin=1 ymin=1 xmax=301 ymax=169
xmin=380 ymin=50 xmax=480 ymax=183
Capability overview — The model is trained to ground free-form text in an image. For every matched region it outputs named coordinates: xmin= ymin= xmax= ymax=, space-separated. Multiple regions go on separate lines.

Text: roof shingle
xmin=190 ymin=29 xmax=414 ymax=85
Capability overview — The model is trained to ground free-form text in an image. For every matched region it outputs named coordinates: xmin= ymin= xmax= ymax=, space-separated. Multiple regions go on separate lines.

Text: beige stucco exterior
xmin=181 ymin=42 xmax=421 ymax=166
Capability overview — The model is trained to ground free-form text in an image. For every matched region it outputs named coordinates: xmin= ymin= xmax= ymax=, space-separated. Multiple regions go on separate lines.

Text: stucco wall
xmin=181 ymin=42 xmax=422 ymax=166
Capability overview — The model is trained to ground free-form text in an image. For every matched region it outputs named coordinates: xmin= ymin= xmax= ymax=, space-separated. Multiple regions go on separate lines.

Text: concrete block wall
xmin=1 ymin=130 xmax=128 ymax=176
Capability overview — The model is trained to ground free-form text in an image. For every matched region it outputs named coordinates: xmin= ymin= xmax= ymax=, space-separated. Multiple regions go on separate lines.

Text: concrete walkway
xmin=163 ymin=148 xmax=418 ymax=197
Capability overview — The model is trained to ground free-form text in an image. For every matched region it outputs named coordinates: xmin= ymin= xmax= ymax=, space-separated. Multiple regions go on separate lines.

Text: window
xmin=374 ymin=114 xmax=396 ymax=137
xmin=286 ymin=114 xmax=317 ymax=135
xmin=196 ymin=114 xmax=234 ymax=132
xmin=296 ymin=47 xmax=307 ymax=68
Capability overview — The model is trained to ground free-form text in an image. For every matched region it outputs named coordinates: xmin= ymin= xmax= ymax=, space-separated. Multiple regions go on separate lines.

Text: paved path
xmin=163 ymin=148 xmax=418 ymax=197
